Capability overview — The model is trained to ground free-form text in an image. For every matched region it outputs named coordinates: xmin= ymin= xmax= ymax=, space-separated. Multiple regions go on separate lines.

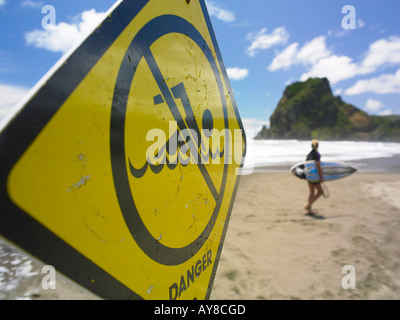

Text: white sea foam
xmin=243 ymin=139 xmax=400 ymax=172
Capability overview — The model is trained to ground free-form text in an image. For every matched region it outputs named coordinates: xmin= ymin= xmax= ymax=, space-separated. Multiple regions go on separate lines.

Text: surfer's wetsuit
xmin=306 ymin=149 xmax=321 ymax=162
xmin=306 ymin=149 xmax=321 ymax=184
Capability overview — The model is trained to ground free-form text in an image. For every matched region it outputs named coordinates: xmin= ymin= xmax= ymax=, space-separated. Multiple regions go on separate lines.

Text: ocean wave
xmin=243 ymin=139 xmax=400 ymax=169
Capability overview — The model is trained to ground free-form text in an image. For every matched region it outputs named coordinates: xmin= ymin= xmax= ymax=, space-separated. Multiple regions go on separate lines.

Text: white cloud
xmin=357 ymin=19 xmax=366 ymax=28
xmin=300 ymin=54 xmax=360 ymax=85
xmin=361 ymin=36 xmax=400 ymax=73
xmin=269 ymin=43 xmax=298 ymax=71
xmin=269 ymin=36 xmax=331 ymax=71
xmin=0 ymin=83 xmax=29 ymax=121
xmin=269 ymin=36 xmax=357 ymax=85
xmin=345 ymin=69 xmax=400 ymax=95
xmin=227 ymin=67 xmax=249 ymax=80
xmin=0 ymin=0 xmax=6 ymax=6
xmin=20 ymin=0 xmax=43 ymax=9
xmin=25 ymin=9 xmax=106 ymax=53
xmin=241 ymin=118 xmax=269 ymax=139
xmin=334 ymin=88 xmax=343 ymax=95
xmin=378 ymin=109 xmax=393 ymax=116
xmin=269 ymin=35 xmax=400 ymax=88
xmin=206 ymin=1 xmax=235 ymax=23
xmin=365 ymin=99 xmax=384 ymax=112
xmin=285 ymin=76 xmax=295 ymax=86
xmin=297 ymin=36 xmax=332 ymax=65
xmin=246 ymin=27 xmax=289 ymax=57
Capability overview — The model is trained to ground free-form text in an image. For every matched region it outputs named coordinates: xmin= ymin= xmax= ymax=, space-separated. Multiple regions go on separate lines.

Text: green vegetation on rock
xmin=256 ymin=78 xmax=400 ymax=142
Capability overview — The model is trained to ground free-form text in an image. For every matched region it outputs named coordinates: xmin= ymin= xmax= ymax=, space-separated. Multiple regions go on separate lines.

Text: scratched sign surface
xmin=0 ymin=0 xmax=245 ymax=299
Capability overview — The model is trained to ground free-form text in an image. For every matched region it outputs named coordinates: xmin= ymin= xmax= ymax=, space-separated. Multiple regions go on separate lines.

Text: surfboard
xmin=290 ymin=160 xmax=356 ymax=182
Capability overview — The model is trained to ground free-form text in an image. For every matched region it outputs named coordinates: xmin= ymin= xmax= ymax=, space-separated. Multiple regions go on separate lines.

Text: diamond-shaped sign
xmin=0 ymin=0 xmax=246 ymax=300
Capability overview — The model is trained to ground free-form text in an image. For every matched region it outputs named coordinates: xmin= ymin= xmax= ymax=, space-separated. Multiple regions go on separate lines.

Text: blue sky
xmin=1 ymin=0 xmax=399 ymax=136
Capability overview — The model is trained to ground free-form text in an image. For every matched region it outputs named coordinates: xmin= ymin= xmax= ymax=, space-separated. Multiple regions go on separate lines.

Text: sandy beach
xmin=1 ymin=171 xmax=400 ymax=300
xmin=210 ymin=172 xmax=400 ymax=300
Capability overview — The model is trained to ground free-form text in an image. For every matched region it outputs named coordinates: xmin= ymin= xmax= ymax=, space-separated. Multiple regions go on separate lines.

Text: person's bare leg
xmin=305 ymin=182 xmax=315 ymax=213
xmin=306 ymin=184 xmax=323 ymax=214
xmin=311 ymin=184 xmax=323 ymax=205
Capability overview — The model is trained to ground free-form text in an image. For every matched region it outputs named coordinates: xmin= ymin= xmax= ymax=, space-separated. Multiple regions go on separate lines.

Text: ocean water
xmin=242 ymin=139 xmax=400 ymax=173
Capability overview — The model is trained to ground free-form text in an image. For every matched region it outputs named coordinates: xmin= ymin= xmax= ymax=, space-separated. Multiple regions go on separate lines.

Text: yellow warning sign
xmin=0 ymin=0 xmax=245 ymax=299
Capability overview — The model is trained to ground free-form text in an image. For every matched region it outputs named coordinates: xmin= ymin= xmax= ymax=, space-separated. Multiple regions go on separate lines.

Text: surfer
xmin=304 ymin=139 xmax=324 ymax=215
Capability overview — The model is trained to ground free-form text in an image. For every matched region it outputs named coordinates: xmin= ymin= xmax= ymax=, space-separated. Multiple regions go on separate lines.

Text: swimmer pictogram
xmin=128 ymin=82 xmax=225 ymax=179
xmin=110 ymin=15 xmax=230 ymax=265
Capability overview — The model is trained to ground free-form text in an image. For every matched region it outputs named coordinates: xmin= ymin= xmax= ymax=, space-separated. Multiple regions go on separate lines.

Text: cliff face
xmin=256 ymin=78 xmax=400 ymax=142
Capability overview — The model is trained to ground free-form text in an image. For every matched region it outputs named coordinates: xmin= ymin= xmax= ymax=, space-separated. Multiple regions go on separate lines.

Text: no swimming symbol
xmin=110 ymin=15 xmax=231 ymax=266
xmin=129 ymin=85 xmax=225 ymax=180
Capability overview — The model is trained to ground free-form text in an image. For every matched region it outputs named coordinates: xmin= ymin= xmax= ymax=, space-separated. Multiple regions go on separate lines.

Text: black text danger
xmin=169 ymin=249 xmax=212 ymax=300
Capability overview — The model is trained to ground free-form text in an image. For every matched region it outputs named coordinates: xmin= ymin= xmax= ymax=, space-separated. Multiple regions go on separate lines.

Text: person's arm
xmin=316 ymin=160 xmax=324 ymax=183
